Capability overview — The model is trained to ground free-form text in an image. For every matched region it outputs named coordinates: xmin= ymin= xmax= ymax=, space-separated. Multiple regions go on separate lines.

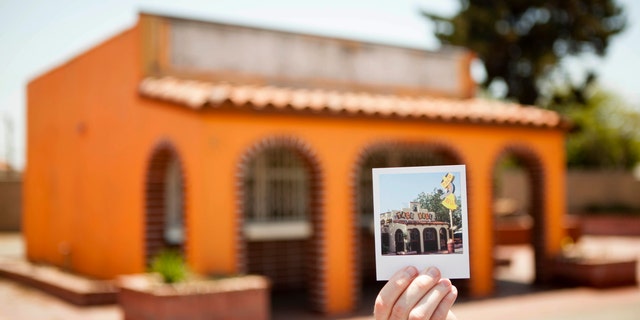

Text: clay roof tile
xmin=139 ymin=76 xmax=567 ymax=129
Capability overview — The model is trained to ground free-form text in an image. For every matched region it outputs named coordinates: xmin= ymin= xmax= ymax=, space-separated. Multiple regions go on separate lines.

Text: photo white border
xmin=373 ymin=165 xmax=470 ymax=280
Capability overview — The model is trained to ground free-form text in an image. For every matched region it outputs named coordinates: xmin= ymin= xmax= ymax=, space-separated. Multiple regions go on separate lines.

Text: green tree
xmin=424 ymin=0 xmax=626 ymax=106
xmin=415 ymin=189 xmax=462 ymax=230
xmin=547 ymin=86 xmax=640 ymax=169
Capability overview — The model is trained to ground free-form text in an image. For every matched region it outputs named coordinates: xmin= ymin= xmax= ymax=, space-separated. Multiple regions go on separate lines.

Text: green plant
xmin=424 ymin=0 xmax=626 ymax=106
xmin=149 ymin=249 xmax=188 ymax=284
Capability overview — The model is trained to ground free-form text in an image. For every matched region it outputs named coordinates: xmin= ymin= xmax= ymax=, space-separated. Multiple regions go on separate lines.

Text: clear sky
xmin=378 ymin=169 xmax=463 ymax=214
xmin=1 ymin=0 xmax=639 ymax=170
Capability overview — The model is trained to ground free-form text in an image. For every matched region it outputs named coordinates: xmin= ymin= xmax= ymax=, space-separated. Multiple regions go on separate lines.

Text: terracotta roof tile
xmin=139 ymin=76 xmax=568 ymax=129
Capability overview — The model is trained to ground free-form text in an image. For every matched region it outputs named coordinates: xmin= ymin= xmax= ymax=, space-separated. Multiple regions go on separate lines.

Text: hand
xmin=374 ymin=266 xmax=458 ymax=320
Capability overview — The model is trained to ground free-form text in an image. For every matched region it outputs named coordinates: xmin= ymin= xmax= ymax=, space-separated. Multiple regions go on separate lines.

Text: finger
xmin=430 ymin=283 xmax=458 ymax=320
xmin=406 ymin=278 xmax=452 ymax=320
xmin=374 ymin=266 xmax=419 ymax=320
xmin=389 ymin=267 xmax=441 ymax=320
xmin=446 ymin=310 xmax=459 ymax=320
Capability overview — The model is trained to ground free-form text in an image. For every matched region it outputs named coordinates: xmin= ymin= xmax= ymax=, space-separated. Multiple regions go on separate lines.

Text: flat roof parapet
xmin=140 ymin=13 xmax=476 ymax=99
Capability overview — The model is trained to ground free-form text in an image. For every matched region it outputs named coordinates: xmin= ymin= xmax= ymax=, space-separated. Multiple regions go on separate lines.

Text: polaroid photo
xmin=373 ymin=165 xmax=470 ymax=280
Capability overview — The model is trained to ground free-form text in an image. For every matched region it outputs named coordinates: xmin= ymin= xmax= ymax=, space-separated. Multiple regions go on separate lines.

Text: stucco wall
xmin=498 ymin=169 xmax=640 ymax=214
xmin=567 ymin=170 xmax=640 ymax=213
xmin=26 ymin=25 xmax=151 ymax=276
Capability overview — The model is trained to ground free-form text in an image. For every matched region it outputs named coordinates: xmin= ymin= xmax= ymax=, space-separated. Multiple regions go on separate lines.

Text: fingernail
xmin=404 ymin=266 xmax=418 ymax=277
xmin=425 ymin=266 xmax=440 ymax=278
xmin=440 ymin=278 xmax=452 ymax=287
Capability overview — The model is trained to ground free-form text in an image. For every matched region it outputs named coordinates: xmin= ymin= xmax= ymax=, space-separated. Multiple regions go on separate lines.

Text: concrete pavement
xmin=452 ymin=286 xmax=640 ymax=320
xmin=0 ymin=233 xmax=638 ymax=319
xmin=0 ymin=277 xmax=121 ymax=320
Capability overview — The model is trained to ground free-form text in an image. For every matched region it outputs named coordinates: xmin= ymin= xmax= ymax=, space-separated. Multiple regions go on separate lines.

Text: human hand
xmin=374 ymin=266 xmax=458 ymax=320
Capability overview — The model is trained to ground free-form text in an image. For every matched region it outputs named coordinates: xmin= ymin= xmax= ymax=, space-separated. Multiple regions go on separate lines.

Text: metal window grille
xmin=244 ymin=147 xmax=309 ymax=223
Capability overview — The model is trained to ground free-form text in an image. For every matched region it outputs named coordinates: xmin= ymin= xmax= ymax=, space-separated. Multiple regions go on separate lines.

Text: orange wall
xmin=193 ymin=111 xmax=566 ymax=308
xmin=26 ymin=24 xmax=209 ymax=277
xmin=25 ymin=19 xmax=566 ymax=314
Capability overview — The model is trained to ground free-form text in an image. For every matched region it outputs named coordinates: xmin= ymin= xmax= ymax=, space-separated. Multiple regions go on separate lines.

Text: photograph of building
xmin=380 ymin=201 xmax=457 ymax=255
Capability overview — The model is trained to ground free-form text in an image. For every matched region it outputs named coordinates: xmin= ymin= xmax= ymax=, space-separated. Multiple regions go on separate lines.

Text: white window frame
xmin=164 ymin=157 xmax=184 ymax=245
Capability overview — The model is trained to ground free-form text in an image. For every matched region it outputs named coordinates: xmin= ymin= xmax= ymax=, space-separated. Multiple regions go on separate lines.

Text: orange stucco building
xmin=25 ymin=13 xmax=569 ymax=314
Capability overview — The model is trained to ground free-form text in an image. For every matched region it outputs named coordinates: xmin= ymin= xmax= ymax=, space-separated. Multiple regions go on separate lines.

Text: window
xmin=244 ymin=146 xmax=310 ymax=240
xmin=164 ymin=156 xmax=184 ymax=245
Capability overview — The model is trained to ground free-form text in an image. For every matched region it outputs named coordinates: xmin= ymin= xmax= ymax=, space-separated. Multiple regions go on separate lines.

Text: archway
xmin=492 ymin=145 xmax=546 ymax=291
xmin=423 ymin=227 xmax=438 ymax=252
xmin=409 ymin=228 xmax=421 ymax=254
xmin=238 ymin=136 xmax=324 ymax=312
xmin=381 ymin=233 xmax=390 ymax=255
xmin=439 ymin=228 xmax=448 ymax=251
xmin=395 ymin=229 xmax=405 ymax=253
xmin=144 ymin=141 xmax=186 ymax=266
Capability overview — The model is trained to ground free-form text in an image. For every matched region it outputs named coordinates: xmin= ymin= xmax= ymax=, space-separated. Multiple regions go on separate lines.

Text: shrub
xmin=149 ymin=249 xmax=187 ymax=284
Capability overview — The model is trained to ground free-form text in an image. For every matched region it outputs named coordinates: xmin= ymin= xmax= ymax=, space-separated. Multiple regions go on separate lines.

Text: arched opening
xmin=381 ymin=233 xmax=390 ymax=255
xmin=439 ymin=228 xmax=448 ymax=251
xmin=492 ymin=146 xmax=546 ymax=293
xmin=144 ymin=142 xmax=186 ymax=266
xmin=409 ymin=228 xmax=421 ymax=254
xmin=238 ymin=137 xmax=323 ymax=312
xmin=395 ymin=229 xmax=405 ymax=254
xmin=423 ymin=227 xmax=438 ymax=252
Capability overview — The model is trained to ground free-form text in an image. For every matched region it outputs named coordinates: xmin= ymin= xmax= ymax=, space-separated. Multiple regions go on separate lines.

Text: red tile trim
xmin=492 ymin=144 xmax=547 ymax=283
xmin=235 ymin=135 xmax=327 ymax=312
xmin=144 ymin=140 xmax=188 ymax=266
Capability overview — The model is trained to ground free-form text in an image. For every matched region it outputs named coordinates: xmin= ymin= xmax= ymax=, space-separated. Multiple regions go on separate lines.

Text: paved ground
xmin=452 ymin=286 xmax=640 ymax=320
xmin=0 ymin=233 xmax=639 ymax=319
xmin=0 ymin=278 xmax=121 ymax=320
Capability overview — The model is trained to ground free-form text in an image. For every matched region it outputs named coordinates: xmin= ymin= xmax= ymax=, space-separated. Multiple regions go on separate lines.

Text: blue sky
xmin=378 ymin=169 xmax=462 ymax=213
xmin=1 ymin=0 xmax=639 ymax=170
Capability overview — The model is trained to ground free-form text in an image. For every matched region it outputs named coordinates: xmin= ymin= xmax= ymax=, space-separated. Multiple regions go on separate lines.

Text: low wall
xmin=578 ymin=215 xmax=640 ymax=236
xmin=566 ymin=170 xmax=640 ymax=213
xmin=497 ymin=169 xmax=640 ymax=214
xmin=0 ymin=177 xmax=21 ymax=231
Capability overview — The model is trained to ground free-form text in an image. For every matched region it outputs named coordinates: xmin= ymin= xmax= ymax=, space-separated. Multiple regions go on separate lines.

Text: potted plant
xmin=118 ymin=250 xmax=271 ymax=320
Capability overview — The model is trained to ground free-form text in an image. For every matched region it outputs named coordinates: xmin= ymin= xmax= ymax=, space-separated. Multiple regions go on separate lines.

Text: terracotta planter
xmin=553 ymin=258 xmax=638 ymax=288
xmin=578 ymin=214 xmax=640 ymax=236
xmin=118 ymin=274 xmax=270 ymax=320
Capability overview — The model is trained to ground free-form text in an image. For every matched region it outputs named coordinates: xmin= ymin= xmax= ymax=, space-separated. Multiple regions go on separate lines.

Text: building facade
xmin=380 ymin=202 xmax=453 ymax=255
xmin=25 ymin=13 xmax=569 ymax=314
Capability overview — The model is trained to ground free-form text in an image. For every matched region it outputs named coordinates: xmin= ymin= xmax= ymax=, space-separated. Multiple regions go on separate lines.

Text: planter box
xmin=553 ymin=258 xmax=638 ymax=288
xmin=578 ymin=214 xmax=640 ymax=236
xmin=0 ymin=259 xmax=117 ymax=305
xmin=495 ymin=215 xmax=582 ymax=245
xmin=118 ymin=274 xmax=270 ymax=320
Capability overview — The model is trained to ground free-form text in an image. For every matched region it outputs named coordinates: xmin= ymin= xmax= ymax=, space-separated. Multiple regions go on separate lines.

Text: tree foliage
xmin=547 ymin=86 xmax=640 ymax=169
xmin=424 ymin=0 xmax=626 ymax=106
xmin=415 ymin=189 xmax=462 ymax=230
